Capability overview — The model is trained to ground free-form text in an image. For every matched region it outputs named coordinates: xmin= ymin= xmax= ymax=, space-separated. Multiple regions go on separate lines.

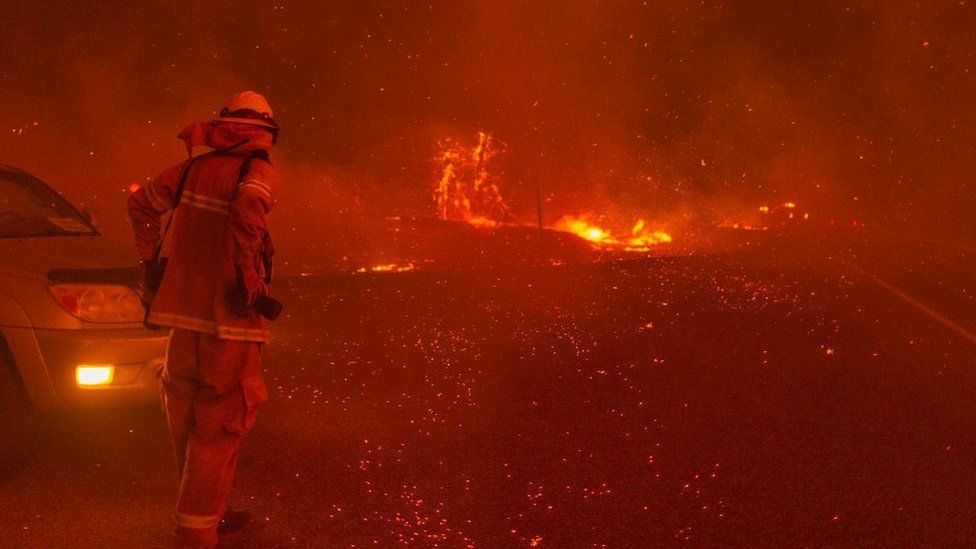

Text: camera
xmin=253 ymin=294 xmax=284 ymax=321
xmin=226 ymin=285 xmax=284 ymax=321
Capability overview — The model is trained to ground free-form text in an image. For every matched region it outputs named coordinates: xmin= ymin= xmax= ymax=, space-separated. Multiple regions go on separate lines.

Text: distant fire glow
xmin=434 ymin=131 xmax=508 ymax=226
xmin=434 ymin=132 xmax=672 ymax=250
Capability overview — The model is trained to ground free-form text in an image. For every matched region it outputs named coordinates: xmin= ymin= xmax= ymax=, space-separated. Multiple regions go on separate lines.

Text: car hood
xmin=0 ymin=236 xmax=135 ymax=281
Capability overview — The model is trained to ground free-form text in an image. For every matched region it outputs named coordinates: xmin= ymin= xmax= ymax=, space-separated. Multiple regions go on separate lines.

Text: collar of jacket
xmin=178 ymin=121 xmax=274 ymax=157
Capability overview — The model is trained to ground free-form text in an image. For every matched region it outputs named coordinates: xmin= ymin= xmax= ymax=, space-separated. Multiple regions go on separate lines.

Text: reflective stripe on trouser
xmin=160 ymin=328 xmax=267 ymax=548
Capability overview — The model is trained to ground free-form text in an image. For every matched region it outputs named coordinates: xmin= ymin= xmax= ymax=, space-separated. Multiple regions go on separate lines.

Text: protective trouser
xmin=159 ymin=328 xmax=267 ymax=548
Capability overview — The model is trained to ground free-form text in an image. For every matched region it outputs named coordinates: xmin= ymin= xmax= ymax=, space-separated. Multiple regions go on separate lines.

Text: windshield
xmin=0 ymin=167 xmax=97 ymax=238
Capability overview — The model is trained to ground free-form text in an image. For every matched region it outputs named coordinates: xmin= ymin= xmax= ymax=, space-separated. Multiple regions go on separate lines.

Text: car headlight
xmin=48 ymin=283 xmax=145 ymax=323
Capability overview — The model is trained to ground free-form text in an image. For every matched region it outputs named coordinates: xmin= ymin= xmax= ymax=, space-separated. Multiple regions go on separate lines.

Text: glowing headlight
xmin=76 ymin=365 xmax=115 ymax=387
xmin=48 ymin=283 xmax=145 ymax=323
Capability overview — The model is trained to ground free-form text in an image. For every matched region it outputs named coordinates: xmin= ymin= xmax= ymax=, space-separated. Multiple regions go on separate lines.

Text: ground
xmin=1 ymin=228 xmax=974 ymax=547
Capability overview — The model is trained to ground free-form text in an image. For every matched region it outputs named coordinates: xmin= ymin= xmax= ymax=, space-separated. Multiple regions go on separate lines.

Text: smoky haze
xmin=1 ymin=0 xmax=973 ymax=250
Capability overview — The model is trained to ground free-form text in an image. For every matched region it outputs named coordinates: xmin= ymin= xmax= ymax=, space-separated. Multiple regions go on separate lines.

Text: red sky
xmin=1 ymin=1 xmax=973 ymax=241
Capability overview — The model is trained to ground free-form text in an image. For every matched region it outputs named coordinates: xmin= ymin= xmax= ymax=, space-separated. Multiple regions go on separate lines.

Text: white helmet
xmin=215 ymin=91 xmax=279 ymax=131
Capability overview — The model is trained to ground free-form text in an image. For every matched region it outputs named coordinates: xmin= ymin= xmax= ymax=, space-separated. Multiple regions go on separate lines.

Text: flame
xmin=626 ymin=218 xmax=673 ymax=248
xmin=432 ymin=132 xmax=673 ymax=250
xmin=553 ymin=216 xmax=614 ymax=244
xmin=434 ymin=132 xmax=509 ymax=225
xmin=552 ymin=214 xmax=671 ymax=250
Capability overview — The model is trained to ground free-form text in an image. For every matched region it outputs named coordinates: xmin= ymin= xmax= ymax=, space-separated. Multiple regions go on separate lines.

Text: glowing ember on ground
xmin=718 ymin=221 xmax=768 ymax=231
xmin=358 ymin=263 xmax=417 ymax=274
xmin=10 ymin=121 xmax=39 ymax=136
xmin=722 ymin=200 xmax=810 ymax=231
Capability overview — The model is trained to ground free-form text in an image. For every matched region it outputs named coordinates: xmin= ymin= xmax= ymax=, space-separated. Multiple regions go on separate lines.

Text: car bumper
xmin=7 ymin=326 xmax=170 ymax=410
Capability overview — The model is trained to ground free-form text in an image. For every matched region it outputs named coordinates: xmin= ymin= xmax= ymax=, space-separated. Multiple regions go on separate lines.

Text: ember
xmin=357 ymin=263 xmax=417 ymax=274
xmin=720 ymin=201 xmax=811 ymax=231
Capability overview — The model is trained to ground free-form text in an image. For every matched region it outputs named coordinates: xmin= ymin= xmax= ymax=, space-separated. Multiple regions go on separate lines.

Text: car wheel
xmin=0 ymin=345 xmax=39 ymax=478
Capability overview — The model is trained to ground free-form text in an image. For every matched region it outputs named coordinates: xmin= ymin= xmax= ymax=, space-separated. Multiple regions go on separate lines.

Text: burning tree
xmin=434 ymin=132 xmax=510 ymax=226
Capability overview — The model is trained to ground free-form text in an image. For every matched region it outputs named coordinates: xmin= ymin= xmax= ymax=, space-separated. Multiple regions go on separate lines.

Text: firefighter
xmin=127 ymin=91 xmax=280 ymax=548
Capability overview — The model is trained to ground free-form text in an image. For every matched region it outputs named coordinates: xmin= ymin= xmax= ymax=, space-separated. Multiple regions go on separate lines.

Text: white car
xmin=0 ymin=164 xmax=168 ymax=467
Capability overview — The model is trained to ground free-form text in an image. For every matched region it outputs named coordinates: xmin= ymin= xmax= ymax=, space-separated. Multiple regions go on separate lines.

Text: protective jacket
xmin=128 ymin=122 xmax=278 ymax=342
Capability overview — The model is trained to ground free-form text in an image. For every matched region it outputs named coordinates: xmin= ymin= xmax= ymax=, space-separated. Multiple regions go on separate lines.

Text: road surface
xmin=1 ymin=229 xmax=974 ymax=547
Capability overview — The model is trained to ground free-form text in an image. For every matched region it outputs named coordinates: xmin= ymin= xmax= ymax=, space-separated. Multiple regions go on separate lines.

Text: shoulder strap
xmin=150 ymin=155 xmax=201 ymax=262
xmin=237 ymin=149 xmax=271 ymax=186
xmin=151 ymin=139 xmax=251 ymax=262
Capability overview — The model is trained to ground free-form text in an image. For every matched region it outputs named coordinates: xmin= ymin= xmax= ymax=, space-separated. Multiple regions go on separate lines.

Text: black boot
xmin=218 ymin=508 xmax=252 ymax=534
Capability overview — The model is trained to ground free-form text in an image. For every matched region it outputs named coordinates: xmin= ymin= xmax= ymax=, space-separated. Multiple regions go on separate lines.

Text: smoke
xmin=1 ymin=0 xmax=973 ymax=247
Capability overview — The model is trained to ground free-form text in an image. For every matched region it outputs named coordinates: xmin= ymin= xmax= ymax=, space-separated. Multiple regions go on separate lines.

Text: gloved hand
xmin=240 ymin=267 xmax=266 ymax=306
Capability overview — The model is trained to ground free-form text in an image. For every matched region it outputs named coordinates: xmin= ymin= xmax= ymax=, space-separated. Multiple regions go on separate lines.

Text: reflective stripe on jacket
xmin=127 ymin=123 xmax=278 ymax=342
